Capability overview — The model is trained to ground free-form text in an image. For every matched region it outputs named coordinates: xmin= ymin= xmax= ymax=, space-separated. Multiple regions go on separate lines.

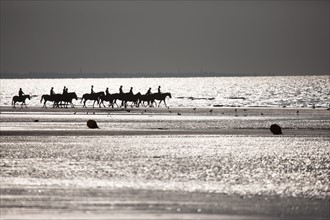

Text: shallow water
xmin=1 ymin=75 xmax=329 ymax=108
xmin=1 ymin=135 xmax=329 ymax=199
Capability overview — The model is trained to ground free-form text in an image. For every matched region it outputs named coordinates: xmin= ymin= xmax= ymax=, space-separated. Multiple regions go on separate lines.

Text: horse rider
xmin=50 ymin=87 xmax=55 ymax=95
xmin=91 ymin=85 xmax=94 ymax=94
xmin=129 ymin=87 xmax=133 ymax=94
xmin=65 ymin=87 xmax=68 ymax=93
xmin=146 ymin=87 xmax=152 ymax=95
xmin=63 ymin=86 xmax=67 ymax=94
xmin=105 ymin=87 xmax=110 ymax=95
xmin=19 ymin=88 xmax=25 ymax=97
xmin=158 ymin=86 xmax=161 ymax=94
xmin=119 ymin=85 xmax=123 ymax=94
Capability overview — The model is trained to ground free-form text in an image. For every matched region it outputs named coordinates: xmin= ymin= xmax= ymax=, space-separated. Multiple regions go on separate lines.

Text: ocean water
xmin=1 ymin=75 xmax=329 ymax=108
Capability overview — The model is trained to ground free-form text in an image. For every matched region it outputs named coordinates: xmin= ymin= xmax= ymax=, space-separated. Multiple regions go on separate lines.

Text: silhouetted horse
xmin=139 ymin=94 xmax=154 ymax=107
xmin=99 ymin=93 xmax=120 ymax=108
xmin=54 ymin=92 xmax=78 ymax=108
xmin=40 ymin=94 xmax=57 ymax=108
xmin=12 ymin=95 xmax=31 ymax=108
xmin=150 ymin=92 xmax=172 ymax=107
xmin=117 ymin=92 xmax=141 ymax=108
xmin=81 ymin=92 xmax=104 ymax=108
xmin=41 ymin=93 xmax=78 ymax=108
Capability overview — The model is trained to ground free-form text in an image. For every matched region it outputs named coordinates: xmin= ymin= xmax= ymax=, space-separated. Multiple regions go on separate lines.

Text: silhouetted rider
xmin=91 ymin=85 xmax=94 ymax=94
xmin=119 ymin=86 xmax=123 ymax=94
xmin=129 ymin=87 xmax=133 ymax=94
xmin=50 ymin=87 xmax=55 ymax=95
xmin=146 ymin=87 xmax=152 ymax=95
xmin=19 ymin=88 xmax=25 ymax=97
xmin=158 ymin=86 xmax=161 ymax=94
xmin=63 ymin=86 xmax=66 ymax=94
xmin=105 ymin=87 xmax=110 ymax=95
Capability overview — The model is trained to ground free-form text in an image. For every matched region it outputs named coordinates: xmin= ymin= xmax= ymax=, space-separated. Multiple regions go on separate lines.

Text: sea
xmin=1 ymin=75 xmax=329 ymax=108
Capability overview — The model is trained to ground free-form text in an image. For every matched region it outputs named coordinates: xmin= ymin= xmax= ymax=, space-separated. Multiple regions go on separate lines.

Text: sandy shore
xmin=1 ymin=106 xmax=329 ymax=219
xmin=1 ymin=106 xmax=329 ymax=137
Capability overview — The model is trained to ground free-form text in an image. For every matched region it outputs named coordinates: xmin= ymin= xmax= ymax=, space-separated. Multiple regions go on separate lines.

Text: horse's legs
xmin=83 ymin=100 xmax=87 ymax=108
xmin=164 ymin=100 xmax=167 ymax=107
xmin=114 ymin=101 xmax=119 ymax=108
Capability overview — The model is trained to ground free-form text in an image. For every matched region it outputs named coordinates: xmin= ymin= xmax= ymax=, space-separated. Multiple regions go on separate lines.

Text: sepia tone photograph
xmin=0 ymin=0 xmax=329 ymax=219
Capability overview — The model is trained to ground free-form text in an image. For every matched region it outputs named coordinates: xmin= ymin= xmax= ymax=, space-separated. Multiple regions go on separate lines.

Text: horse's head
xmin=167 ymin=93 xmax=172 ymax=98
xmin=73 ymin=92 xmax=78 ymax=99
xmin=27 ymin=95 xmax=31 ymax=100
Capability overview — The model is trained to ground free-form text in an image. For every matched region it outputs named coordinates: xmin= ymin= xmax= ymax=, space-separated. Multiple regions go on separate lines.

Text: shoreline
xmin=1 ymin=105 xmax=329 ymax=137
xmin=1 ymin=105 xmax=329 ymax=117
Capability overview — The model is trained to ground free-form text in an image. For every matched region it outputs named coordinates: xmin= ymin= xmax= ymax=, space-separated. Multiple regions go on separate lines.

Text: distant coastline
xmin=0 ymin=72 xmax=327 ymax=79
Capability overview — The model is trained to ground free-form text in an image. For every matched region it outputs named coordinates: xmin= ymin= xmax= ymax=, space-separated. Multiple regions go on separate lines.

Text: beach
xmin=1 ymin=106 xmax=329 ymax=219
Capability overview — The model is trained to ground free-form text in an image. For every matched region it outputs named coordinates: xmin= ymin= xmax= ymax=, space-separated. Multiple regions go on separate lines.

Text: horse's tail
xmin=40 ymin=95 xmax=44 ymax=103
xmin=12 ymin=97 xmax=15 ymax=106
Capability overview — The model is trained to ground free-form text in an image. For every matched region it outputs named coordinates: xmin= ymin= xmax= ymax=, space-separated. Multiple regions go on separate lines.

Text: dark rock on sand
xmin=87 ymin=120 xmax=99 ymax=129
xmin=270 ymin=124 xmax=282 ymax=135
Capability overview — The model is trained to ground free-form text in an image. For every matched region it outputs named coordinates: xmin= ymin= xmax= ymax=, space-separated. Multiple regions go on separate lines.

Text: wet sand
xmin=1 ymin=106 xmax=329 ymax=137
xmin=1 ymin=106 xmax=329 ymax=219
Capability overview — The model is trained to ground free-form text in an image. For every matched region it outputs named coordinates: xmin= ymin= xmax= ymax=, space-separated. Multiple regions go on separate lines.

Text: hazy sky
xmin=1 ymin=0 xmax=329 ymax=74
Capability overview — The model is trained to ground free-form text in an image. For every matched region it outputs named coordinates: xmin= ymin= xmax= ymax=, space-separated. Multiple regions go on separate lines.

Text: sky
xmin=0 ymin=0 xmax=329 ymax=75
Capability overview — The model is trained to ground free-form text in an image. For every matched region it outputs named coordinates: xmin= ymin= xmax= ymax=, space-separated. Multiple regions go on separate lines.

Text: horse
xmin=53 ymin=92 xmax=78 ymax=108
xmin=12 ymin=95 xmax=31 ymax=108
xmin=138 ymin=94 xmax=155 ymax=107
xmin=116 ymin=92 xmax=141 ymax=108
xmin=81 ymin=92 xmax=104 ymax=108
xmin=40 ymin=94 xmax=57 ymax=108
xmin=99 ymin=93 xmax=120 ymax=108
xmin=150 ymin=92 xmax=172 ymax=107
